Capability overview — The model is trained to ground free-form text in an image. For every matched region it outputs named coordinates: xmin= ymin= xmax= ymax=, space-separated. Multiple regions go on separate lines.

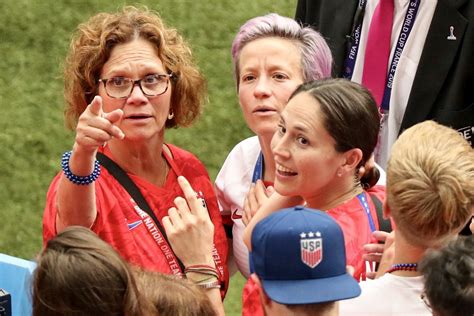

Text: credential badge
xmin=300 ymin=231 xmax=322 ymax=268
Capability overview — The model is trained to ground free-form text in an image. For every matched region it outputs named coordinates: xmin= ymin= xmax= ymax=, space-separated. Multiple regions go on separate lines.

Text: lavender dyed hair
xmin=231 ymin=13 xmax=332 ymax=89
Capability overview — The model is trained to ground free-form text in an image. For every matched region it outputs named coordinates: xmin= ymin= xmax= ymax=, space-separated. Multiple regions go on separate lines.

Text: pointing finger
xmin=103 ymin=109 xmax=123 ymax=124
xmin=88 ymin=96 xmax=103 ymax=116
xmin=102 ymin=109 xmax=125 ymax=139
xmin=177 ymin=176 xmax=194 ymax=197
xmin=254 ymin=180 xmax=267 ymax=204
xmin=177 ymin=176 xmax=206 ymax=216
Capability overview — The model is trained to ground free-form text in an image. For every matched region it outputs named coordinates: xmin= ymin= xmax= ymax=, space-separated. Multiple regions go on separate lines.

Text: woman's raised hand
xmin=363 ymin=230 xmax=395 ymax=279
xmin=57 ymin=95 xmax=126 ymax=230
xmin=242 ymin=180 xmax=274 ymax=226
xmin=74 ymin=96 xmax=124 ymax=155
xmin=163 ymin=176 xmax=215 ymax=266
xmin=163 ymin=177 xmax=225 ymax=316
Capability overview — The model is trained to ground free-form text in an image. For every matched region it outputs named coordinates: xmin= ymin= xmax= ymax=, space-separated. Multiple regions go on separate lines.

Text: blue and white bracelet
xmin=61 ymin=151 xmax=101 ymax=185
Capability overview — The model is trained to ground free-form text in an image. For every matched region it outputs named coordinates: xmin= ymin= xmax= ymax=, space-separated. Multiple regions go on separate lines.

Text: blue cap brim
xmin=261 ymin=273 xmax=361 ymax=305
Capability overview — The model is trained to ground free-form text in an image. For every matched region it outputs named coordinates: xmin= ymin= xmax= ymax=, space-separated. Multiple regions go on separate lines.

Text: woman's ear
xmin=341 ymin=148 xmax=363 ymax=173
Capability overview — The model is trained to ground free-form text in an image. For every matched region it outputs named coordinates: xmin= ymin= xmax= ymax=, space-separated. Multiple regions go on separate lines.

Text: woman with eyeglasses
xmin=42 ymin=6 xmax=229 ymax=300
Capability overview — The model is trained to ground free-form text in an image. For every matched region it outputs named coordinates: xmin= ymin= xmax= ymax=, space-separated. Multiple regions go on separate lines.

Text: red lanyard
xmin=131 ymin=198 xmax=183 ymax=276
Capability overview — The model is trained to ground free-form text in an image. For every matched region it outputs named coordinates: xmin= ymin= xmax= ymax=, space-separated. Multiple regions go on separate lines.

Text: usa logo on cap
xmin=300 ymin=231 xmax=322 ymax=268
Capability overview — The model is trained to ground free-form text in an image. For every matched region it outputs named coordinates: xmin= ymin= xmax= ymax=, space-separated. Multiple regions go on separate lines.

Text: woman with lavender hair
xmin=215 ymin=13 xmax=334 ymax=279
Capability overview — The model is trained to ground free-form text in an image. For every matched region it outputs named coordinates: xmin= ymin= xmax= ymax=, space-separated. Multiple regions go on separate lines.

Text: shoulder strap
xmin=96 ymin=152 xmax=185 ymax=272
xmin=368 ymin=193 xmax=392 ymax=233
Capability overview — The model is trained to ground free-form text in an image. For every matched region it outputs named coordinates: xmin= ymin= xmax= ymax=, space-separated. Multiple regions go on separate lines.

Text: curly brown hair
xmin=64 ymin=6 xmax=206 ymax=129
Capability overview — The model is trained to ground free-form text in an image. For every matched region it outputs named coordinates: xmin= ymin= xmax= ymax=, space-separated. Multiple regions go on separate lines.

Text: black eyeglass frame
xmin=98 ymin=73 xmax=174 ymax=99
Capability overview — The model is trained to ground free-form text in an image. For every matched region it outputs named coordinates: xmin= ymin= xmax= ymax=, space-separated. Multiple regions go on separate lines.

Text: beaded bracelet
xmin=61 ymin=151 xmax=101 ymax=185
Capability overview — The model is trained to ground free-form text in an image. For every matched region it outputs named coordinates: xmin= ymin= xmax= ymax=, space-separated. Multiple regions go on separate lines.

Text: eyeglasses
xmin=98 ymin=73 xmax=173 ymax=99
xmin=420 ymin=291 xmax=432 ymax=312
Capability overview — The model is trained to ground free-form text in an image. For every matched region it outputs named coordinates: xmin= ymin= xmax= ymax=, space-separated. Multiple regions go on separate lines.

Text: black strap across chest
xmin=96 ymin=152 xmax=186 ymax=272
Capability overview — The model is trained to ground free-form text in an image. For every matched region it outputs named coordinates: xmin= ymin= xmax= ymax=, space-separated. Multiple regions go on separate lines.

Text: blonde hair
xmin=387 ymin=121 xmax=474 ymax=247
xmin=134 ymin=269 xmax=217 ymax=316
xmin=64 ymin=6 xmax=206 ymax=129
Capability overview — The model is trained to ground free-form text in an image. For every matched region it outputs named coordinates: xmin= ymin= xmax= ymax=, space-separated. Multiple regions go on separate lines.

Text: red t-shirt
xmin=242 ymin=186 xmax=387 ymax=315
xmin=43 ymin=144 xmax=229 ymax=295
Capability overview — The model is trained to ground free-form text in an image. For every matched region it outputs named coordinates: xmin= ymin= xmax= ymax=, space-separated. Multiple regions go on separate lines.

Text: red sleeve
xmin=242 ymin=277 xmax=265 ymax=316
xmin=42 ymin=173 xmax=61 ymax=246
xmin=43 ymin=172 xmax=107 ymax=247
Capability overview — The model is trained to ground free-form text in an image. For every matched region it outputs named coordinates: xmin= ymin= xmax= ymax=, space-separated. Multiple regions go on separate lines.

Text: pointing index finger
xmin=177 ymin=176 xmax=196 ymax=199
xmin=177 ymin=176 xmax=205 ymax=214
xmin=88 ymin=96 xmax=103 ymax=116
xmin=90 ymin=98 xmax=125 ymax=140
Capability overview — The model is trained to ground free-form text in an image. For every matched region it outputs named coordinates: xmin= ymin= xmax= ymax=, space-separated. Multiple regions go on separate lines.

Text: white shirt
xmin=352 ymin=0 xmax=437 ymax=168
xmin=215 ymin=136 xmax=261 ymax=277
xmin=340 ymin=273 xmax=431 ymax=315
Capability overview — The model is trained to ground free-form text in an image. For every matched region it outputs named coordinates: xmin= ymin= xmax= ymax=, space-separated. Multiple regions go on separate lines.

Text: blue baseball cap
xmin=249 ymin=206 xmax=361 ymax=305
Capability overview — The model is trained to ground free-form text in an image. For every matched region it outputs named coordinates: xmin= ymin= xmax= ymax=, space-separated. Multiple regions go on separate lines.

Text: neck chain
xmin=158 ymin=154 xmax=169 ymax=187
xmin=386 ymin=263 xmax=418 ymax=274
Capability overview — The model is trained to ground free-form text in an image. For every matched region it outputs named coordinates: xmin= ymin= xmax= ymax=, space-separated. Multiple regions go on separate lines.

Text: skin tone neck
xmin=383 ymin=203 xmax=459 ymax=277
xmin=106 ymin=127 xmax=170 ymax=186
xmin=388 ymin=231 xmax=427 ymax=276
xmin=258 ymin=133 xmax=276 ymax=183
xmin=388 ymin=229 xmax=457 ymax=277
xmin=392 ymin=231 xmax=426 ymax=277
xmin=305 ymin=174 xmax=363 ymax=211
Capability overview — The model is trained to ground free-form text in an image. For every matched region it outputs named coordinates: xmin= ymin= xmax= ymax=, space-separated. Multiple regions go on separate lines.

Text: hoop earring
xmin=167 ymin=111 xmax=174 ymax=120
